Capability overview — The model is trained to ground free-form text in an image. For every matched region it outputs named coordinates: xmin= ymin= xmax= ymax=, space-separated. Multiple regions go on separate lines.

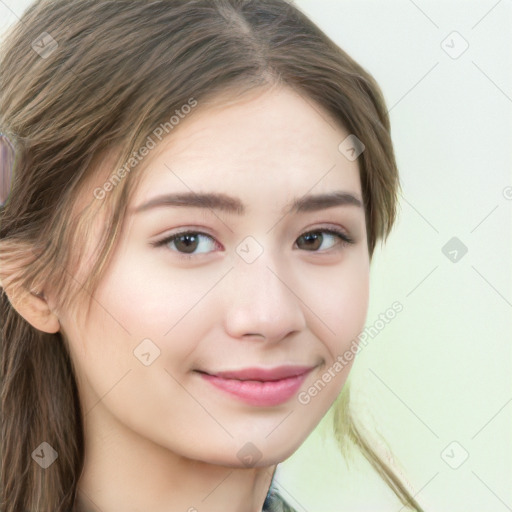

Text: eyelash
xmin=151 ymin=227 xmax=354 ymax=261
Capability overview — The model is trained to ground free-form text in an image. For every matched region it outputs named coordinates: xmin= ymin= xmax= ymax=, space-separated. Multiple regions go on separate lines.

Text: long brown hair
xmin=0 ymin=1 xmax=422 ymax=510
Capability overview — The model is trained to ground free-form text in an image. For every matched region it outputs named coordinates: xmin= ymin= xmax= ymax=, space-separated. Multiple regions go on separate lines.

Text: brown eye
xmin=172 ymin=233 xmax=200 ymax=254
xmin=296 ymin=229 xmax=353 ymax=252
xmin=152 ymin=231 xmax=218 ymax=258
xmin=297 ymin=232 xmax=323 ymax=251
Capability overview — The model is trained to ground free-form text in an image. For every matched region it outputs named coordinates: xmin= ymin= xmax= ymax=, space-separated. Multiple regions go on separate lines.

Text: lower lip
xmin=198 ymin=371 xmax=312 ymax=407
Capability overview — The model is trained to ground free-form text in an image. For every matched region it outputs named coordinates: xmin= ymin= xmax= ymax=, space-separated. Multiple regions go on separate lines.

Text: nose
xmin=222 ymin=251 xmax=306 ymax=343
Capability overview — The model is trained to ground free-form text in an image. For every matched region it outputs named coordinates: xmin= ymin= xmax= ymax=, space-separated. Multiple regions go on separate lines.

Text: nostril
xmin=244 ymin=333 xmax=266 ymax=339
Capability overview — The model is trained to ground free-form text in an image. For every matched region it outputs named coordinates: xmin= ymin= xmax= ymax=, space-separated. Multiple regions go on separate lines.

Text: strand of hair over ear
xmin=0 ymin=132 xmax=15 ymax=207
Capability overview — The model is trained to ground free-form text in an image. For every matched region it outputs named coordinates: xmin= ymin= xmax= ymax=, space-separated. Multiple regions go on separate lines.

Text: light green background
xmin=1 ymin=1 xmax=510 ymax=510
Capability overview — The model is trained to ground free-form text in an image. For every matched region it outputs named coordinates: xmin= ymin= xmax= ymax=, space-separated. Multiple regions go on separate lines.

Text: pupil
xmin=302 ymin=232 xmax=321 ymax=250
xmin=177 ymin=234 xmax=197 ymax=253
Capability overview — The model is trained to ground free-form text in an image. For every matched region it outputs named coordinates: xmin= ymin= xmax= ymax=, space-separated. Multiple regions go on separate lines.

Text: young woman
xmin=0 ymin=1 xmax=424 ymax=511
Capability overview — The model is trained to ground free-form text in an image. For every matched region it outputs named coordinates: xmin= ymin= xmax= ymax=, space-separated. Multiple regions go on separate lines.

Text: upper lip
xmin=197 ymin=365 xmax=316 ymax=381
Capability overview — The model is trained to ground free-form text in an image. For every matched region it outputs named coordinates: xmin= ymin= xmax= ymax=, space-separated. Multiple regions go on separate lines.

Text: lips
xmin=195 ymin=365 xmax=316 ymax=407
xmin=199 ymin=365 xmax=315 ymax=381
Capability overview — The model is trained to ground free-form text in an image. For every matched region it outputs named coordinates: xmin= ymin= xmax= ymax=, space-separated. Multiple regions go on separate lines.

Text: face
xmin=60 ymin=85 xmax=370 ymax=467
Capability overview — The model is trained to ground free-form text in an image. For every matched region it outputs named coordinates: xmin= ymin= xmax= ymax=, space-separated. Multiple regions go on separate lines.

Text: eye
xmin=295 ymin=228 xmax=354 ymax=252
xmin=151 ymin=227 xmax=354 ymax=260
xmin=151 ymin=231 xmax=219 ymax=260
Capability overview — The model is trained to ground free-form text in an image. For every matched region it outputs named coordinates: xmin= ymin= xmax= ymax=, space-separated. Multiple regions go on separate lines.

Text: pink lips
xmin=196 ymin=365 xmax=314 ymax=407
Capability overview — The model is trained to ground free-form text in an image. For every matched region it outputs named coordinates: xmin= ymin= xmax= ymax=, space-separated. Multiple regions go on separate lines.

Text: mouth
xmin=194 ymin=365 xmax=316 ymax=407
xmin=195 ymin=364 xmax=315 ymax=381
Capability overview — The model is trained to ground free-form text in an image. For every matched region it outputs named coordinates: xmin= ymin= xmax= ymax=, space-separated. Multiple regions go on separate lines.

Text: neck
xmin=76 ymin=403 xmax=277 ymax=512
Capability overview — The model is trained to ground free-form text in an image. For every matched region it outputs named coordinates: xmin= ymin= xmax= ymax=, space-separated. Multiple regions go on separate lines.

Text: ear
xmin=1 ymin=278 xmax=60 ymax=334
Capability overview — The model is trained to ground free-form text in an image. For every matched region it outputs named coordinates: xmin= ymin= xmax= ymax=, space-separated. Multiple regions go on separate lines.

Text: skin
xmin=9 ymin=85 xmax=370 ymax=512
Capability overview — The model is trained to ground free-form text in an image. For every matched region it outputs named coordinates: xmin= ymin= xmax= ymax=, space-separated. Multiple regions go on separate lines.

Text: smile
xmin=195 ymin=365 xmax=315 ymax=407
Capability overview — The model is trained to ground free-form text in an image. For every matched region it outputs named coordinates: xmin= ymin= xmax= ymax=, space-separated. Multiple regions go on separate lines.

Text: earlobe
xmin=3 ymin=285 xmax=60 ymax=334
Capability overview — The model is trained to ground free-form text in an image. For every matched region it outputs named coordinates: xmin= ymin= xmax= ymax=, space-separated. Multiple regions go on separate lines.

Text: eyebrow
xmin=131 ymin=190 xmax=363 ymax=215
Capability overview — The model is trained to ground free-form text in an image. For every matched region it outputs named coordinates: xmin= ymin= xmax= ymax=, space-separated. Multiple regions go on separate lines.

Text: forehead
xmin=131 ymin=85 xmax=362 ymax=210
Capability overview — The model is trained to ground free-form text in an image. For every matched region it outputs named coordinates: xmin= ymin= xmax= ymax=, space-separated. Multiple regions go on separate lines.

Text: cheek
xmin=86 ymin=244 xmax=223 ymax=373
xmin=91 ymin=243 xmax=192 ymax=334
xmin=309 ymin=251 xmax=370 ymax=359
